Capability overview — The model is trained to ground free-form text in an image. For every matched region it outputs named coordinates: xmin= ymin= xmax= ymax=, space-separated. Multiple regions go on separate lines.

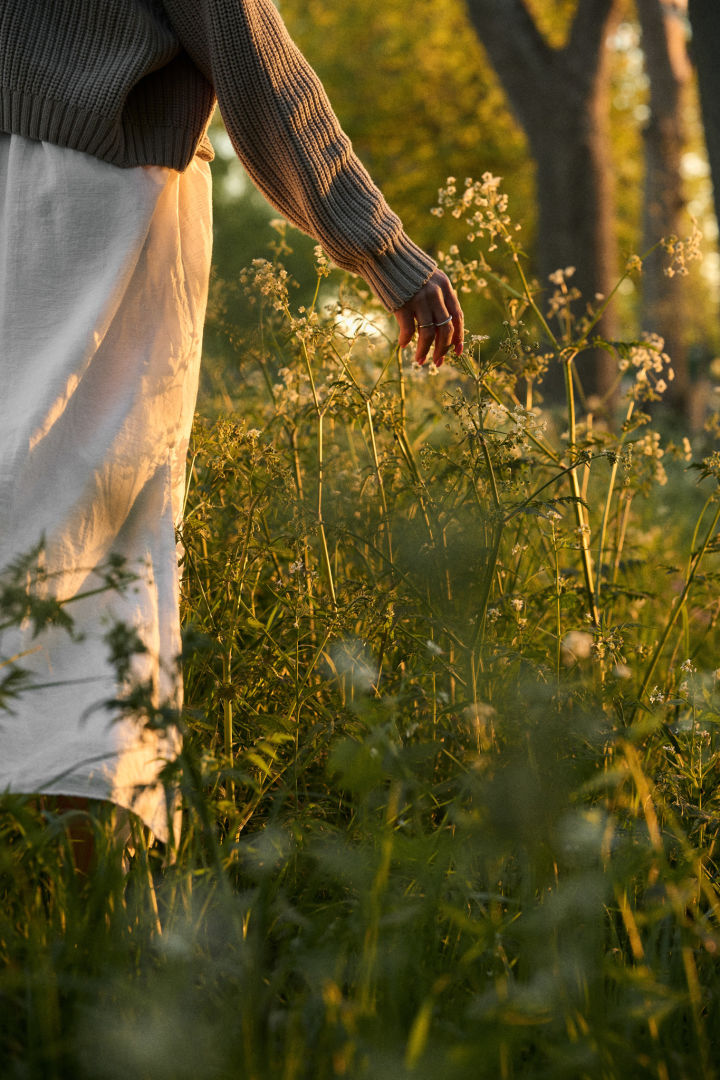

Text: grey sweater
xmin=0 ymin=0 xmax=436 ymax=310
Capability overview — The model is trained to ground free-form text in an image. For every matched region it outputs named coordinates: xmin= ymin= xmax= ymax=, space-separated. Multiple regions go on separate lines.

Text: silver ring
xmin=435 ymin=316 xmax=453 ymax=327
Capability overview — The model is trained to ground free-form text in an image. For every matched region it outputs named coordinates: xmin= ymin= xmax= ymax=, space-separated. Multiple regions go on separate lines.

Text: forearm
xmin=161 ymin=0 xmax=435 ymax=309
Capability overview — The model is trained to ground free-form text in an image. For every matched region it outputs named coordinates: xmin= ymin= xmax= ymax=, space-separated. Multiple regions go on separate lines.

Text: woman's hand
xmin=393 ymin=269 xmax=464 ymax=366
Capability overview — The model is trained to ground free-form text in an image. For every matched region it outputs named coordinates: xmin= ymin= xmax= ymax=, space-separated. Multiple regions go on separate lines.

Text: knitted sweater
xmin=0 ymin=0 xmax=435 ymax=310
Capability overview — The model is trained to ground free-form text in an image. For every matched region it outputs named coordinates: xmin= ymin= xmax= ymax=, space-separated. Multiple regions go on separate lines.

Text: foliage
xmin=3 ymin=183 xmax=720 ymax=1078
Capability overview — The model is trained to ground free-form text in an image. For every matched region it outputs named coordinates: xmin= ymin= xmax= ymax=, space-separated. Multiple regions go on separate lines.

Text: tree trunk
xmin=637 ymin=0 xmax=691 ymax=412
xmin=464 ymin=0 xmax=621 ymax=404
xmin=688 ymin=0 xmax=720 ymax=233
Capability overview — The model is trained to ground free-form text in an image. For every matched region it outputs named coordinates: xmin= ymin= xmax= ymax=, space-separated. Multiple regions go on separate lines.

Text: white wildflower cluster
xmin=663 ymin=220 xmax=703 ymax=278
xmin=625 ymin=253 xmax=643 ymax=275
xmin=288 ymin=305 xmax=323 ymax=344
xmin=239 ymin=258 xmax=290 ymax=312
xmin=437 ymin=244 xmax=485 ymax=295
xmin=499 ymin=320 xmax=549 ymax=382
xmin=271 ymin=364 xmax=313 ymax=415
xmin=546 ymin=266 xmax=581 ymax=320
xmin=675 ymin=660 xmax=698 ymax=699
xmin=267 ymin=217 xmax=294 ymax=258
xmin=625 ymin=431 xmax=668 ymax=487
xmin=482 ymin=402 xmax=506 ymax=430
xmin=450 ymin=396 xmax=546 ymax=458
xmin=509 ymin=404 xmax=547 ymax=441
xmin=561 ymin=629 xmax=593 ymax=665
xmin=618 ymin=334 xmax=674 ymax=402
xmin=313 ymin=245 xmax=332 ymax=278
xmin=432 ymin=174 xmax=520 ymax=252
xmin=410 ymin=358 xmax=444 ymax=381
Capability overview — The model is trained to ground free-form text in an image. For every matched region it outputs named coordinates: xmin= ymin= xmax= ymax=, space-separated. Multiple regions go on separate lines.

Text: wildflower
xmin=313 ymin=244 xmax=332 ymax=277
xmin=433 ymin=173 xmax=515 ymax=247
xmin=627 ymin=431 xmax=668 ymax=486
xmin=680 ymin=658 xmax=696 ymax=674
xmin=561 ymin=630 xmax=594 ymax=664
xmin=663 ymin=220 xmax=703 ymax=278
xmin=548 ymin=266 xmax=576 ymax=285
xmin=510 ymin=597 xmax=524 ymax=612
xmin=623 ymin=334 xmax=673 ymax=402
xmin=649 ymin=687 xmax=665 ymax=705
xmin=240 ymin=257 xmax=290 ymax=312
xmin=483 ymin=402 xmax=506 ymax=428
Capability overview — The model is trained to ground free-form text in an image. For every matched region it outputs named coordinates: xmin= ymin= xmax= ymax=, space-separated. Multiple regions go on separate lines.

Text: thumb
xmin=394 ymin=308 xmax=415 ymax=348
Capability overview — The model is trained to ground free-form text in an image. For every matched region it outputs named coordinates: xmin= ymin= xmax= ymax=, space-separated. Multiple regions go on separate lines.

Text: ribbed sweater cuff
xmin=359 ymin=231 xmax=437 ymax=312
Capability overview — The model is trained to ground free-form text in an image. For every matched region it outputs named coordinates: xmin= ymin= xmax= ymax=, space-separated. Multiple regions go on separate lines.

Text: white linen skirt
xmin=0 ymin=134 xmax=213 ymax=841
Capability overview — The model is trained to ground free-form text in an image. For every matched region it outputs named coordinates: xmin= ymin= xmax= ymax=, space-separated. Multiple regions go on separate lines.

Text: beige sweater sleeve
xmin=160 ymin=0 xmax=436 ymax=310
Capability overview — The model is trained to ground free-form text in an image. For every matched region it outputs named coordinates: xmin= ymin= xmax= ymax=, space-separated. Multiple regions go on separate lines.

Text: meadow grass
xmin=2 ymin=179 xmax=720 ymax=1078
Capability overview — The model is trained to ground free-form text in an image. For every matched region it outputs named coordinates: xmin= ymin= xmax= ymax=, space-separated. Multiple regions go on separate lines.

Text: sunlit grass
xmin=3 ymin=183 xmax=720 ymax=1078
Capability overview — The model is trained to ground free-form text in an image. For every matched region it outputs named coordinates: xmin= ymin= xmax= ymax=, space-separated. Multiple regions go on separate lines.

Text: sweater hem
xmin=0 ymin=86 xmax=214 ymax=170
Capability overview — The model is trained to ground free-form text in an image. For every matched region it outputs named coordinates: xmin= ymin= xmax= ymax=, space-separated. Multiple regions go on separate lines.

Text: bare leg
xmin=54 ymin=795 xmax=94 ymax=875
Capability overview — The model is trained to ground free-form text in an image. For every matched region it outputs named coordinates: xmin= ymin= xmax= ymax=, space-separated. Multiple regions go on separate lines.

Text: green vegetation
xmin=3 ymin=178 xmax=720 ymax=1078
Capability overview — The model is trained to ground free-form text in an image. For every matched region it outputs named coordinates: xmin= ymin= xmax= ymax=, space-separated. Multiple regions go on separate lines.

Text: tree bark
xmin=688 ymin=0 xmax=720 ymax=233
xmin=637 ymin=0 xmax=691 ymax=411
xmin=464 ymin=0 xmax=621 ymax=403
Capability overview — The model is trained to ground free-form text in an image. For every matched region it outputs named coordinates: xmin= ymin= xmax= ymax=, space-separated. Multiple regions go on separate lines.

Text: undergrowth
xmin=2 ymin=178 xmax=720 ymax=1079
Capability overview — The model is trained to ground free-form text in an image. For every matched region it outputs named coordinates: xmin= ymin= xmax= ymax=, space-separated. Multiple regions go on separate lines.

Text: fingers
xmin=394 ymin=270 xmax=465 ymax=367
xmin=419 ymin=313 xmax=453 ymax=367
xmin=395 ymin=307 xmax=416 ymax=349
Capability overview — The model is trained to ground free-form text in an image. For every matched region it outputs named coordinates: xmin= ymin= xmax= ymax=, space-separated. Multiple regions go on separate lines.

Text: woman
xmin=0 ymin=0 xmax=464 ymax=842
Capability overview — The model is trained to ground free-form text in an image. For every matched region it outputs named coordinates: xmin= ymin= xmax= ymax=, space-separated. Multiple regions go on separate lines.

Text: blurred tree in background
xmin=207 ymin=0 xmax=720 ymax=417
xmin=464 ymin=0 xmax=621 ymax=400
xmin=636 ymin=0 xmax=691 ymax=408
